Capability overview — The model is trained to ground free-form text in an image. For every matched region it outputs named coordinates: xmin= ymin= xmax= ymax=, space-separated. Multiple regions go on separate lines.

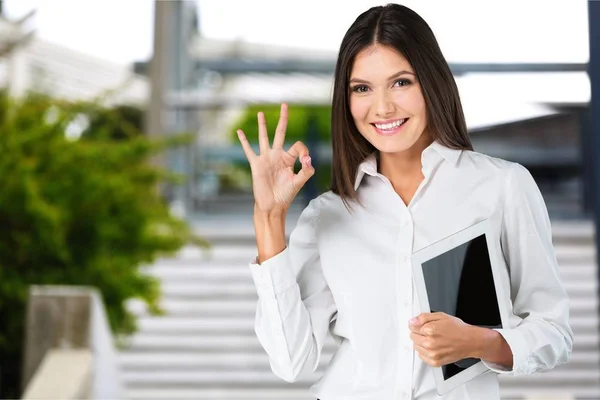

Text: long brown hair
xmin=330 ymin=3 xmax=473 ymax=207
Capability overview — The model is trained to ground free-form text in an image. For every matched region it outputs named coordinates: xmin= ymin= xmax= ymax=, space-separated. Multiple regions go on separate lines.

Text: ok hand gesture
xmin=237 ymin=103 xmax=315 ymax=216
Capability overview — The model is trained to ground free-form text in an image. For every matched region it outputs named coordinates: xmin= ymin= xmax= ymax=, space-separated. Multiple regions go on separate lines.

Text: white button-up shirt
xmin=249 ymin=141 xmax=573 ymax=400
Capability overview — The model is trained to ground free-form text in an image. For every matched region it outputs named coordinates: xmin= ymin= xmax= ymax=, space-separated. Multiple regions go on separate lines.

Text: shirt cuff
xmin=482 ymin=328 xmax=531 ymax=375
xmin=249 ymin=248 xmax=297 ymax=298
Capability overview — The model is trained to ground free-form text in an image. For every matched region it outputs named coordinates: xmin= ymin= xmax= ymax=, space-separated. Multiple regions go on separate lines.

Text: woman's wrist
xmin=468 ymin=325 xmax=513 ymax=368
xmin=253 ymin=204 xmax=287 ymax=264
xmin=254 ymin=203 xmax=287 ymax=221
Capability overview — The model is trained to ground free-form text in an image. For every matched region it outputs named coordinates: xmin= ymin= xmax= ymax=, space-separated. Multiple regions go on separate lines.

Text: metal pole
xmin=145 ymin=0 xmax=187 ymax=209
xmin=145 ymin=1 xmax=169 ymax=143
xmin=304 ymin=108 xmax=320 ymax=204
xmin=581 ymin=105 xmax=594 ymax=216
xmin=146 ymin=0 xmax=197 ymax=214
xmin=587 ymin=0 xmax=600 ymax=344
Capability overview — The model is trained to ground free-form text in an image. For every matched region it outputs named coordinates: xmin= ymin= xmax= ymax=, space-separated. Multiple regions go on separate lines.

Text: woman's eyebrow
xmin=349 ymin=70 xmax=415 ymax=84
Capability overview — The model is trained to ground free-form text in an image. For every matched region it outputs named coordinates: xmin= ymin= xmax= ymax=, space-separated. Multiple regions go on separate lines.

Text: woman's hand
xmin=408 ymin=312 xmax=478 ymax=367
xmin=237 ymin=103 xmax=315 ymax=217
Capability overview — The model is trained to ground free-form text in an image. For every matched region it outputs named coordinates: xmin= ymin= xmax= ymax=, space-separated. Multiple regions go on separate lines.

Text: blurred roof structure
xmin=167 ymin=70 xmax=590 ymax=131
xmin=189 ymin=37 xmax=338 ymax=63
xmin=158 ymin=36 xmax=589 ymax=131
xmin=0 ymin=16 xmax=148 ymax=105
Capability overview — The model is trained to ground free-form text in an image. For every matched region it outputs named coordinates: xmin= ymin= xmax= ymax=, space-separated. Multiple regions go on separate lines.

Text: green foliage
xmin=232 ymin=104 xmax=332 ymax=143
xmin=229 ymin=104 xmax=334 ymax=193
xmin=0 ymin=93 xmax=205 ymax=398
xmin=81 ymin=104 xmax=144 ymax=140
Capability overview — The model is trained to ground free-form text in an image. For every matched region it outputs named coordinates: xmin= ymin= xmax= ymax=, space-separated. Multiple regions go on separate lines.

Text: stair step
xmin=147 ymin=243 xmax=597 ymax=266
xmin=150 ymin=245 xmax=258 ymax=264
xmin=142 ymin=263 xmax=596 ymax=284
xmin=559 ymin=266 xmax=600 ymax=280
xmin=121 ymin=369 xmax=600 ymax=388
xmin=160 ymin=282 xmax=258 ymax=300
xmin=126 ymin=299 xmax=258 ymax=317
xmin=521 ymin=244 xmax=593 ymax=257
xmin=121 ymin=334 xmax=334 ymax=353
xmin=125 ymin=387 xmax=314 ymax=400
xmin=123 ymin=385 xmax=600 ymax=400
xmin=119 ymin=351 xmax=597 ymax=372
xmin=122 ymin=370 xmax=315 ymax=387
xmin=550 ymin=221 xmax=594 ymax=237
xmin=157 ymin=280 xmax=598 ymax=300
xmin=130 ymin=315 xmax=595 ymax=336
xmin=119 ymin=352 xmax=331 ymax=371
xmin=127 ymin=297 xmax=597 ymax=318
xmin=500 ymin=387 xmax=600 ymax=400
xmin=122 ymin=332 xmax=597 ymax=353
xmin=143 ymin=265 xmax=253 ymax=281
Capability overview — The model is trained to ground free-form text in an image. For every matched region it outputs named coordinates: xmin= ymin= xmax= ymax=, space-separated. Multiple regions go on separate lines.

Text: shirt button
xmin=401 ymin=391 xmax=410 ymax=399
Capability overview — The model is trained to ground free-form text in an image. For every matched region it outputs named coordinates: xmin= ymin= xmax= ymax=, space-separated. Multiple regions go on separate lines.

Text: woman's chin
xmin=372 ymin=141 xmax=416 ymax=155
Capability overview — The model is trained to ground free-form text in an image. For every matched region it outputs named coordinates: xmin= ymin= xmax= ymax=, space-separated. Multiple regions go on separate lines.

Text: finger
xmin=414 ymin=343 xmax=429 ymax=356
xmin=414 ymin=345 xmax=444 ymax=367
xmin=410 ymin=331 xmax=426 ymax=341
xmin=409 ymin=312 xmax=444 ymax=327
xmin=272 ymin=103 xmax=288 ymax=149
xmin=409 ymin=332 xmax=426 ymax=346
xmin=287 ymin=141 xmax=310 ymax=164
xmin=414 ymin=345 xmax=433 ymax=365
xmin=408 ymin=321 xmax=425 ymax=334
xmin=292 ymin=156 xmax=315 ymax=190
xmin=257 ymin=111 xmax=270 ymax=154
xmin=419 ymin=353 xmax=442 ymax=368
xmin=237 ymin=129 xmax=256 ymax=162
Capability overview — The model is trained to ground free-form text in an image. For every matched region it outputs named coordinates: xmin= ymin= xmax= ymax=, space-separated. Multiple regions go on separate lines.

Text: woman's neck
xmin=378 ymin=135 xmax=434 ymax=189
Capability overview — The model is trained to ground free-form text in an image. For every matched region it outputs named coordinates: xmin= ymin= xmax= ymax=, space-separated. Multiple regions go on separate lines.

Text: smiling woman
xmin=237 ymin=3 xmax=573 ymax=400
xmin=330 ymin=5 xmax=472 ymax=207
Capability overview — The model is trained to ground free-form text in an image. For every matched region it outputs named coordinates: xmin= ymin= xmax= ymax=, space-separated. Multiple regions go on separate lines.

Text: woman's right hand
xmin=237 ymin=103 xmax=315 ymax=217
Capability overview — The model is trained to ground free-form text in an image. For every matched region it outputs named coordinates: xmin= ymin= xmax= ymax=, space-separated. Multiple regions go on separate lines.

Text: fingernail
xmin=409 ymin=317 xmax=418 ymax=324
xmin=306 ymin=157 xmax=312 ymax=167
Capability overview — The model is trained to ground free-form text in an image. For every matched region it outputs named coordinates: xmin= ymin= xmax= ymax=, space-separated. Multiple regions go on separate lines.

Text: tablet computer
xmin=411 ymin=218 xmax=510 ymax=395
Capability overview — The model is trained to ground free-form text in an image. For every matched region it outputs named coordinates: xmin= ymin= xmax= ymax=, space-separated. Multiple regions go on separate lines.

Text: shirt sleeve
xmin=248 ymin=197 xmax=337 ymax=382
xmin=483 ymin=163 xmax=574 ymax=375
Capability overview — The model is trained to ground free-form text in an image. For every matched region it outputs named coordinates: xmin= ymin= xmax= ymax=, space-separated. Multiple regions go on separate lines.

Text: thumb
xmin=292 ymin=156 xmax=315 ymax=190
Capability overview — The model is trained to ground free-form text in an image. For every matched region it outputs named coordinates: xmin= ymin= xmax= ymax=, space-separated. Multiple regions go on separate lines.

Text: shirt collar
xmin=425 ymin=140 xmax=462 ymax=166
xmin=353 ymin=153 xmax=378 ymax=190
xmin=353 ymin=141 xmax=463 ymax=190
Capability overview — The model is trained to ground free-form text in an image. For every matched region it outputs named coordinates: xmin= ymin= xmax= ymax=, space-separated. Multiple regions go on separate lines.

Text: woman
xmin=236 ymin=3 xmax=573 ymax=399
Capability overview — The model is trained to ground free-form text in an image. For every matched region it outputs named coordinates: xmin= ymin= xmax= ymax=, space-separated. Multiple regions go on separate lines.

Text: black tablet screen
xmin=420 ymin=233 xmax=502 ymax=380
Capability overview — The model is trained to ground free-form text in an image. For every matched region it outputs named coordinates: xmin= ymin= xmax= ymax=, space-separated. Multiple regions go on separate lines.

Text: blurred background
xmin=0 ymin=0 xmax=597 ymax=399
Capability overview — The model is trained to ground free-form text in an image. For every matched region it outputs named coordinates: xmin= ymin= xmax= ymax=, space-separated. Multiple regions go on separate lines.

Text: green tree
xmin=81 ymin=103 xmax=145 ymax=141
xmin=0 ymin=93 xmax=205 ymax=398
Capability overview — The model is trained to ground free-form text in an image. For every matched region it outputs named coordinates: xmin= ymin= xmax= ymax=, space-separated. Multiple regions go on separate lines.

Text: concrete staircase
xmin=119 ymin=219 xmax=600 ymax=400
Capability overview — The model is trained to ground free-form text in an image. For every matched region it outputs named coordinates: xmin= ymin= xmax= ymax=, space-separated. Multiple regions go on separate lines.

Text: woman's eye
xmin=352 ymin=85 xmax=369 ymax=93
xmin=394 ymin=79 xmax=411 ymax=87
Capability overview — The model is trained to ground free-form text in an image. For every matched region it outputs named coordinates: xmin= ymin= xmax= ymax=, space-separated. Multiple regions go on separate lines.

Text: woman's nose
xmin=375 ymin=92 xmax=395 ymax=117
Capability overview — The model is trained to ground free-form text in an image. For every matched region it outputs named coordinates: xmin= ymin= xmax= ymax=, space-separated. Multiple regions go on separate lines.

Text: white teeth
xmin=374 ymin=119 xmax=406 ymax=130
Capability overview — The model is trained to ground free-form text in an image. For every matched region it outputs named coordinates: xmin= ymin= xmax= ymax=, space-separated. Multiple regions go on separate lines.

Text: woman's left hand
xmin=408 ymin=312 xmax=478 ymax=367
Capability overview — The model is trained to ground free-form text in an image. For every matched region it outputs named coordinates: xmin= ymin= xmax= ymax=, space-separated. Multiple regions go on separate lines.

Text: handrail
xmin=21 ymin=349 xmax=92 ymax=399
xmin=20 ymin=286 xmax=124 ymax=400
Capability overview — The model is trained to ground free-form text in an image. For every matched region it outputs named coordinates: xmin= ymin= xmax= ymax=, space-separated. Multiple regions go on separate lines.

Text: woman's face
xmin=349 ymin=45 xmax=429 ymax=155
